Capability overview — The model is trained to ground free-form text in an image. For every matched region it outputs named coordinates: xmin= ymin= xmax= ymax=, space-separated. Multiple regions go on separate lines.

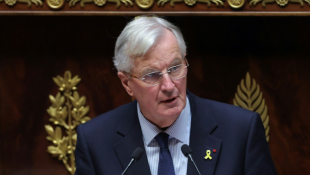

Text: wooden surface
xmin=0 ymin=16 xmax=310 ymax=175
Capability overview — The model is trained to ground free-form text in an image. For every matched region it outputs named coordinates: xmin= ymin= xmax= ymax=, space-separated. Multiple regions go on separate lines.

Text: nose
xmin=160 ymin=73 xmax=175 ymax=92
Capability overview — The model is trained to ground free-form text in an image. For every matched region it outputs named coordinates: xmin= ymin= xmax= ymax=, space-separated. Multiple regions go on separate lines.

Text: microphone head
xmin=131 ymin=147 xmax=144 ymax=161
xmin=181 ymin=144 xmax=193 ymax=157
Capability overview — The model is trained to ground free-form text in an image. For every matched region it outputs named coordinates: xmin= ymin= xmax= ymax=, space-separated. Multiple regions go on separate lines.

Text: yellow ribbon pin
xmin=204 ymin=150 xmax=212 ymax=160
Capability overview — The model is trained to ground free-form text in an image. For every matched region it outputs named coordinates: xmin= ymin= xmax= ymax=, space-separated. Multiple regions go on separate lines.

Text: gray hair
xmin=113 ymin=16 xmax=187 ymax=72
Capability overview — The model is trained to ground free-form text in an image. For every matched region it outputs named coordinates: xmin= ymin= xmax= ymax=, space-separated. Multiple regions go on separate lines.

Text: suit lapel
xmin=187 ymin=92 xmax=222 ymax=175
xmin=113 ymin=101 xmax=151 ymax=175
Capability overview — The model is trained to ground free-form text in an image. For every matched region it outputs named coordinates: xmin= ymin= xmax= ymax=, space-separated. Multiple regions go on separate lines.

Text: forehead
xmin=133 ymin=30 xmax=182 ymax=73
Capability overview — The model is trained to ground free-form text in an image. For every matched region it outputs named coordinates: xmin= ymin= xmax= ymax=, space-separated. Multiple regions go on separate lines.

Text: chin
xmin=158 ymin=116 xmax=178 ymax=128
xmin=154 ymin=108 xmax=183 ymax=128
xmin=162 ymin=106 xmax=183 ymax=118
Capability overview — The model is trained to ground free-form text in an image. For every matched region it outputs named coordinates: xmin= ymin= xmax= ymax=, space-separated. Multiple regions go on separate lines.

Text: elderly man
xmin=75 ymin=16 xmax=277 ymax=175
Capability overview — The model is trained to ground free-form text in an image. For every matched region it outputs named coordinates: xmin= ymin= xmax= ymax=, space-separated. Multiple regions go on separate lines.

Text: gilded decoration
xmin=68 ymin=0 xmax=133 ymax=7
xmin=4 ymin=0 xmax=16 ymax=5
xmin=2 ymin=0 xmax=42 ymax=6
xmin=47 ymin=0 xmax=65 ymax=9
xmin=228 ymin=0 xmax=245 ymax=8
xmin=1 ymin=0 xmax=309 ymax=9
xmin=94 ymin=0 xmax=107 ymax=5
xmin=233 ymin=72 xmax=270 ymax=142
xmin=185 ymin=0 xmax=196 ymax=5
xmin=157 ymin=0 xmax=224 ymax=6
xmin=45 ymin=71 xmax=91 ymax=175
xmin=136 ymin=0 xmax=154 ymax=9
xmin=249 ymin=0 xmax=310 ymax=7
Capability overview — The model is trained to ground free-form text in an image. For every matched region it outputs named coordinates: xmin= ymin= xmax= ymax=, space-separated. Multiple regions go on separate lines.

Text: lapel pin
xmin=213 ymin=149 xmax=216 ymax=153
xmin=204 ymin=150 xmax=212 ymax=160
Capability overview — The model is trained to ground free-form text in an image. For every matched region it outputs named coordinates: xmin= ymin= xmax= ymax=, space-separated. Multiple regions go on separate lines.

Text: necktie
xmin=155 ymin=132 xmax=176 ymax=175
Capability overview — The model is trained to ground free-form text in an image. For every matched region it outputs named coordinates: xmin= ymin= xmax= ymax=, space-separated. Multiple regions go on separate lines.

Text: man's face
xmin=118 ymin=30 xmax=187 ymax=128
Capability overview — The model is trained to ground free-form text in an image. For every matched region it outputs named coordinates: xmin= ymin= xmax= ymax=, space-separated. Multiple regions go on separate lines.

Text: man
xmin=75 ymin=16 xmax=277 ymax=175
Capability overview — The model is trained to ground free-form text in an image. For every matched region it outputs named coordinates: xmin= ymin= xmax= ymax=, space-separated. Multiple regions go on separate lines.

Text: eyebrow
xmin=169 ymin=58 xmax=182 ymax=66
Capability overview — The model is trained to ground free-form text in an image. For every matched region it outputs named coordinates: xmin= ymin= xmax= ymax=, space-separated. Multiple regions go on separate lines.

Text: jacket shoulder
xmin=190 ymin=92 xmax=255 ymax=116
xmin=188 ymin=92 xmax=257 ymax=126
xmin=78 ymin=100 xmax=137 ymax=135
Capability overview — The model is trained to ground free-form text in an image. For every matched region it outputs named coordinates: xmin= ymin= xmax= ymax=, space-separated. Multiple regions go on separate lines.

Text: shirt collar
xmin=137 ymin=97 xmax=191 ymax=146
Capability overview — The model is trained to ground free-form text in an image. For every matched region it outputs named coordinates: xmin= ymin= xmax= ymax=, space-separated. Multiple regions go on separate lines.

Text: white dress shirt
xmin=137 ymin=97 xmax=191 ymax=175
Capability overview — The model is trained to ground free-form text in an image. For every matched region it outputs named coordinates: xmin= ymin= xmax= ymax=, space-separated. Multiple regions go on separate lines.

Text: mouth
xmin=162 ymin=97 xmax=177 ymax=103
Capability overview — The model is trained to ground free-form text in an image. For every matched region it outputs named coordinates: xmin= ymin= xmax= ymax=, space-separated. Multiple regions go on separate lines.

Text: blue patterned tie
xmin=155 ymin=132 xmax=176 ymax=175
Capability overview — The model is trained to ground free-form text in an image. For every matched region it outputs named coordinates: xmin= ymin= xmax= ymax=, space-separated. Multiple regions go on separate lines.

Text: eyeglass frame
xmin=124 ymin=58 xmax=189 ymax=87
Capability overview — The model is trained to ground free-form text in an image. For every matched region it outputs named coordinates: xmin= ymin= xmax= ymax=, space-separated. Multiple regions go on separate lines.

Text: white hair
xmin=113 ymin=16 xmax=187 ymax=72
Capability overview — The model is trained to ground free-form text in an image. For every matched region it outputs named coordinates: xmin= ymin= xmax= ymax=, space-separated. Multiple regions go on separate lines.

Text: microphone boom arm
xmin=188 ymin=154 xmax=202 ymax=175
xmin=121 ymin=158 xmax=135 ymax=175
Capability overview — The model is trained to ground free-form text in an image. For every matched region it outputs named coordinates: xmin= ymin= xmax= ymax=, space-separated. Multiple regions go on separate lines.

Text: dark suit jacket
xmin=75 ymin=91 xmax=277 ymax=175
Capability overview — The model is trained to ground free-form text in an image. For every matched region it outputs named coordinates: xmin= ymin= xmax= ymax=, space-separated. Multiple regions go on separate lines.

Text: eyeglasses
xmin=126 ymin=59 xmax=189 ymax=87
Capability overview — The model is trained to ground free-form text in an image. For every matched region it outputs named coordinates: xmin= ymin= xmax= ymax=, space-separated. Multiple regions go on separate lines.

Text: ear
xmin=117 ymin=72 xmax=134 ymax=97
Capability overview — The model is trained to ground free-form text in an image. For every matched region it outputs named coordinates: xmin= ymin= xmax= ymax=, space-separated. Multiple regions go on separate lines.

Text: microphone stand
xmin=121 ymin=158 xmax=135 ymax=175
xmin=188 ymin=154 xmax=201 ymax=175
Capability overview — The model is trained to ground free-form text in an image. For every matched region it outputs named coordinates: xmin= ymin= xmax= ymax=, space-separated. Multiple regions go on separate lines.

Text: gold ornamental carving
xmin=249 ymin=0 xmax=310 ymax=7
xmin=136 ymin=0 xmax=154 ymax=9
xmin=68 ymin=0 xmax=133 ymax=7
xmin=228 ymin=0 xmax=245 ymax=8
xmin=233 ymin=72 xmax=270 ymax=142
xmin=157 ymin=0 xmax=224 ymax=7
xmin=47 ymin=0 xmax=65 ymax=9
xmin=1 ymin=0 xmax=42 ymax=6
xmin=45 ymin=71 xmax=91 ymax=175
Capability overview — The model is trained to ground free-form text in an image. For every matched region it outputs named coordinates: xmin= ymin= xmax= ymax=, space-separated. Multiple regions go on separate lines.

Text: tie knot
xmin=155 ymin=132 xmax=169 ymax=149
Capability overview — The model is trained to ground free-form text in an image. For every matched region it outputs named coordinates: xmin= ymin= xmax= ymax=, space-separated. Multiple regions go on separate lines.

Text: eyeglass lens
xmin=142 ymin=64 xmax=188 ymax=85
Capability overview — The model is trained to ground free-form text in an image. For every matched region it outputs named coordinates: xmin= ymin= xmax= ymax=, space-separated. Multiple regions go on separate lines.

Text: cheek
xmin=135 ymin=86 xmax=159 ymax=104
xmin=175 ymin=78 xmax=187 ymax=93
xmin=147 ymin=87 xmax=160 ymax=102
xmin=130 ymin=83 xmax=144 ymax=100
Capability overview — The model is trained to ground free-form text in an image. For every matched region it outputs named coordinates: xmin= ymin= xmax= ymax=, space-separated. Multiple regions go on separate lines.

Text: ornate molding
xmin=47 ymin=0 xmax=65 ymax=9
xmin=45 ymin=71 xmax=91 ymax=175
xmin=1 ymin=0 xmax=310 ymax=10
xmin=249 ymin=0 xmax=310 ymax=7
xmin=228 ymin=0 xmax=246 ymax=8
xmin=233 ymin=72 xmax=270 ymax=142
xmin=1 ymin=0 xmax=42 ymax=6
xmin=68 ymin=0 xmax=133 ymax=8
xmin=136 ymin=0 xmax=154 ymax=9
xmin=157 ymin=0 xmax=224 ymax=7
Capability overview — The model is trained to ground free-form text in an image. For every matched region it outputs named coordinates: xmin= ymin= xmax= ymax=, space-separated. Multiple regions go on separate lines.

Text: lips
xmin=162 ymin=97 xmax=177 ymax=103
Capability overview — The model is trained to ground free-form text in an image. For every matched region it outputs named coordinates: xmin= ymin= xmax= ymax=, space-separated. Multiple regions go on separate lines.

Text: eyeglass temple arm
xmin=184 ymin=58 xmax=189 ymax=66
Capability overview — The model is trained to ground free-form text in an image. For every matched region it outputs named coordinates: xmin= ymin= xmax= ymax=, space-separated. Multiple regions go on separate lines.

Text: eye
xmin=169 ymin=65 xmax=181 ymax=72
xmin=142 ymin=71 xmax=161 ymax=83
xmin=144 ymin=72 xmax=158 ymax=78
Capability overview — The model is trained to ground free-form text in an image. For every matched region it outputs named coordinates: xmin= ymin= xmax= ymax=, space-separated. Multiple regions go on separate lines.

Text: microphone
xmin=121 ymin=147 xmax=144 ymax=175
xmin=181 ymin=144 xmax=202 ymax=175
